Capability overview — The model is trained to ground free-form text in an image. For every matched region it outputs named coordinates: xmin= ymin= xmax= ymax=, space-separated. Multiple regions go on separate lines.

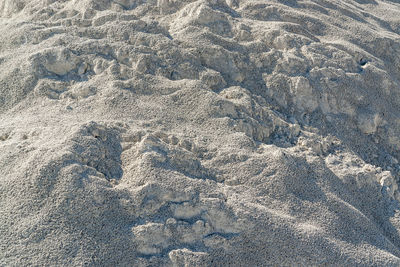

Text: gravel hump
xmin=1 ymin=0 xmax=400 ymax=266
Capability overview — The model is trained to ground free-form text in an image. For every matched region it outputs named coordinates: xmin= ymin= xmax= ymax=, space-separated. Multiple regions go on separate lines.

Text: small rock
xmin=78 ymin=62 xmax=89 ymax=75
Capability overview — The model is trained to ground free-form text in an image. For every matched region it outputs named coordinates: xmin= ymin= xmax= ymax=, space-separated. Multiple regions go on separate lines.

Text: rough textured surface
xmin=1 ymin=0 xmax=400 ymax=266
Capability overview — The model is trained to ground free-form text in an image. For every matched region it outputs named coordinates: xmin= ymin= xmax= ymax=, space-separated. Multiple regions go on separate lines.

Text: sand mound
xmin=2 ymin=0 xmax=400 ymax=266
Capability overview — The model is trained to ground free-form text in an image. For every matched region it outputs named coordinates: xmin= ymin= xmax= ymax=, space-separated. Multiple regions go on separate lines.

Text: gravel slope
xmin=1 ymin=0 xmax=400 ymax=266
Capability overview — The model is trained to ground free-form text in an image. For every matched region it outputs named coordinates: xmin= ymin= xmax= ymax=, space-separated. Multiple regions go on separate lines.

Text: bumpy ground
xmin=1 ymin=0 xmax=400 ymax=266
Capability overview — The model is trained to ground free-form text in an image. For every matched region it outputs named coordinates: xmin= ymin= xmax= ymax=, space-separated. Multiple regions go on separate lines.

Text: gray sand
xmin=1 ymin=0 xmax=400 ymax=266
